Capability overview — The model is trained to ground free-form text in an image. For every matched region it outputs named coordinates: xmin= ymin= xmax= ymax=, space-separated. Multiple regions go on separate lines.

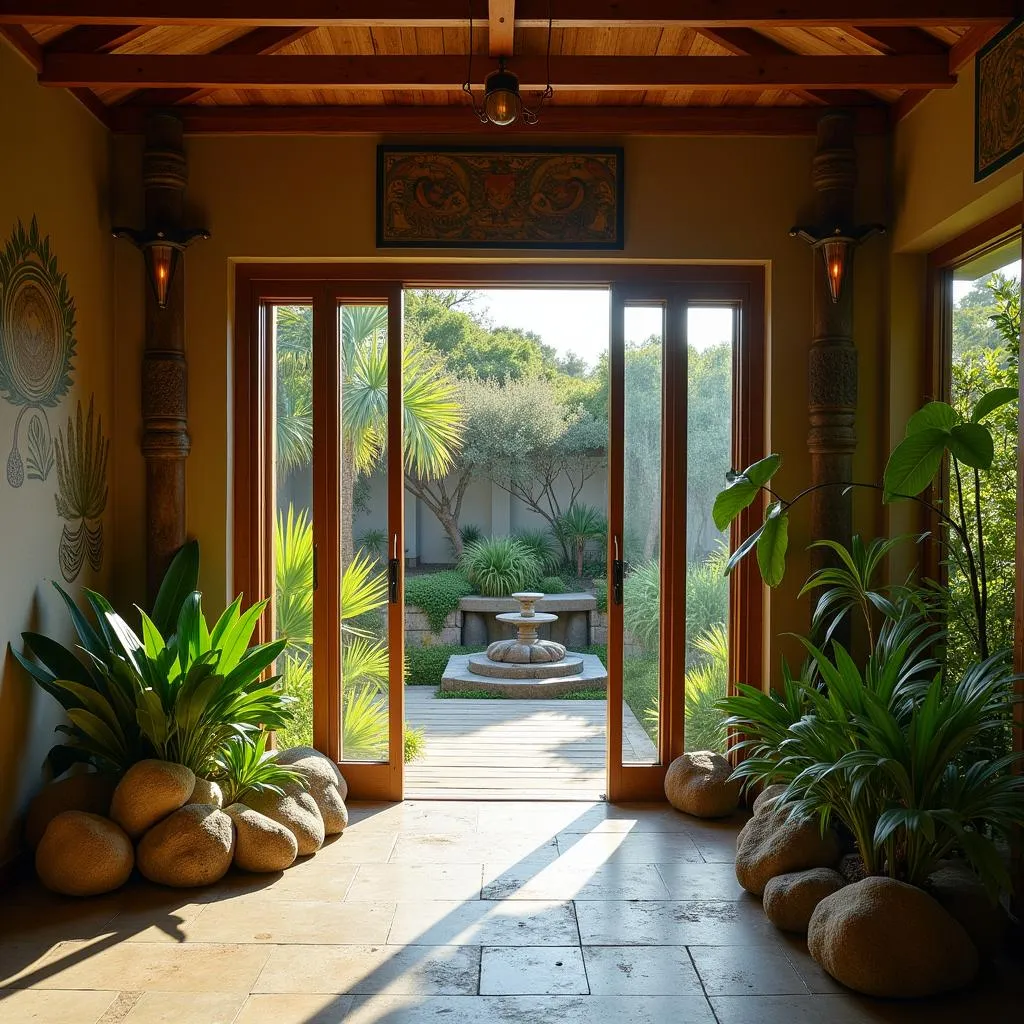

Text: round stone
xmin=808 ymin=876 xmax=979 ymax=998
xmin=189 ymin=778 xmax=224 ymax=809
xmin=277 ymin=746 xmax=349 ymax=803
xmin=110 ymin=760 xmax=196 ymax=839
xmin=137 ymin=804 xmax=235 ymax=888
xmin=664 ymin=751 xmax=740 ymax=818
xmin=25 ymin=773 xmax=117 ymax=849
xmin=36 ymin=811 xmax=133 ymax=897
xmin=244 ymin=789 xmax=325 ymax=856
xmin=225 ymin=803 xmax=298 ymax=873
xmin=763 ymin=867 xmax=846 ymax=934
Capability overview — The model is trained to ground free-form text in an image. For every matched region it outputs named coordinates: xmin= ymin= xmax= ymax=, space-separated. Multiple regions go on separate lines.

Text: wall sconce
xmin=112 ymin=227 xmax=210 ymax=308
xmin=789 ymin=224 xmax=885 ymax=303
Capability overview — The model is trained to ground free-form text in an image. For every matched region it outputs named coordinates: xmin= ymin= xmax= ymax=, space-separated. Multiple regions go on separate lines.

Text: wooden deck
xmin=404 ymin=686 xmax=657 ymax=801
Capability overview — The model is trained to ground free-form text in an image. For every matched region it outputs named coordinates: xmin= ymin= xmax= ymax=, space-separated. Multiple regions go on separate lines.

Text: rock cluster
xmin=30 ymin=748 xmax=348 ymax=897
xmin=734 ymin=783 xmax=992 ymax=999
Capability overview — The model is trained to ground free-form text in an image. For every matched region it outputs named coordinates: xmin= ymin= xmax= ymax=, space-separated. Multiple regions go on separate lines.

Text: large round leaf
xmin=949 ymin=422 xmax=994 ymax=470
xmin=756 ymin=503 xmax=789 ymax=588
xmin=712 ymin=454 xmax=781 ymax=531
xmin=883 ymin=427 xmax=948 ymax=500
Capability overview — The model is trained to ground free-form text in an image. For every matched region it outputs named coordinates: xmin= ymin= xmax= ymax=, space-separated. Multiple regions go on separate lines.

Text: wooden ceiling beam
xmin=104 ymin=102 xmax=890 ymax=136
xmin=125 ymin=26 xmax=317 ymax=106
xmin=44 ymin=24 xmax=146 ymax=53
xmin=38 ymin=53 xmax=956 ymax=91
xmin=489 ymin=0 xmax=515 ymax=57
xmin=0 ymin=1 xmax=1015 ymax=28
xmin=695 ymin=27 xmax=874 ymax=108
xmin=845 ymin=26 xmax=949 ymax=55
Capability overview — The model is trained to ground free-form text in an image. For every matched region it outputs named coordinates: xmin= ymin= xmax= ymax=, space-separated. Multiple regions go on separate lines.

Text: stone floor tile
xmin=309 ymin=831 xmax=401 ymax=865
xmin=574 ymin=900 xmax=778 ymax=946
xmin=253 ymin=943 xmax=479 ymax=996
xmin=232 ymin=993 xmax=355 ymax=1024
xmin=773 ymin=935 xmax=846 ymax=994
xmin=555 ymin=831 xmax=703 ymax=866
xmin=582 ymin=945 xmax=704 ymax=996
xmin=689 ymin=944 xmax=808 ymax=996
xmin=710 ymin=994 xmax=888 ymax=1024
xmin=348 ymin=863 xmax=483 ymax=902
xmin=113 ymin=903 xmax=207 ymax=943
xmin=0 ymin=988 xmax=118 ymax=1023
xmin=5 ymin=939 xmax=269 ymax=992
xmin=347 ymin=801 xmax=481 ymax=835
xmin=654 ymin=861 xmax=746 ymax=900
xmin=119 ymin=990 xmax=246 ymax=1023
xmin=479 ymin=946 xmax=588 ymax=995
xmin=204 ymin=861 xmax=359 ymax=902
xmin=483 ymin=860 xmax=670 ymax=901
xmin=388 ymin=899 xmax=578 ymax=946
xmin=177 ymin=898 xmax=394 ymax=944
xmin=390 ymin=834 xmax=559 ymax=868
xmin=0 ymin=945 xmax=61 ymax=989
xmin=345 ymin=994 xmax=717 ymax=1024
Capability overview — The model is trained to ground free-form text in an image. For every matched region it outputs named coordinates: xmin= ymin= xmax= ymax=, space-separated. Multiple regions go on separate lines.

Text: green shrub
xmin=593 ymin=578 xmax=608 ymax=612
xmin=405 ymin=644 xmax=486 ymax=687
xmin=623 ymin=559 xmax=661 ymax=652
xmin=537 ymin=575 xmax=567 ymax=594
xmin=460 ymin=537 xmax=541 ymax=597
xmin=686 ymin=545 xmax=729 ymax=654
xmin=404 ymin=724 xmax=426 ymax=760
xmin=513 ymin=528 xmax=562 ymax=574
xmin=405 ymin=569 xmax=474 ymax=632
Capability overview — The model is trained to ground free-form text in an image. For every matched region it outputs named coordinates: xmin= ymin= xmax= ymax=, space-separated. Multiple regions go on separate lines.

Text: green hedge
xmin=405 ymin=570 xmax=474 ymax=632
xmin=405 ymin=644 xmax=485 ymax=687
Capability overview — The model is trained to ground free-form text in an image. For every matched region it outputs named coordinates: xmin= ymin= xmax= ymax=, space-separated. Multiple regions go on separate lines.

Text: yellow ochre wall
xmin=0 ymin=41 xmax=115 ymax=865
xmin=110 ymin=129 xmax=891 ymax=688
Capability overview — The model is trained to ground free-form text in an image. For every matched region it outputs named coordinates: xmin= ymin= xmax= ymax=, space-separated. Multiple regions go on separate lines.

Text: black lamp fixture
xmin=112 ymin=226 xmax=210 ymax=308
xmin=463 ymin=1 xmax=553 ymax=127
xmin=789 ymin=223 xmax=885 ymax=303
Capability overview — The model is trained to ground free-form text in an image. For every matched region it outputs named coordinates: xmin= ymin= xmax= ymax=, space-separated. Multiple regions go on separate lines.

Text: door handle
xmin=612 ymin=535 xmax=624 ymax=606
xmin=388 ymin=533 xmax=400 ymax=604
xmin=312 ymin=543 xmax=318 ymax=592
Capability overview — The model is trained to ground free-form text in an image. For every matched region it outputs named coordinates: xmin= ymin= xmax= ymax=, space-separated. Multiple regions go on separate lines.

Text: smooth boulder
xmin=664 ymin=751 xmax=740 ymax=819
xmin=189 ymin=777 xmax=224 ymax=809
xmin=35 ymin=811 xmax=133 ymax=896
xmin=136 ymin=804 xmax=234 ymax=888
xmin=928 ymin=862 xmax=1007 ymax=957
xmin=278 ymin=745 xmax=349 ymax=802
xmin=244 ymin=788 xmax=325 ymax=856
xmin=734 ymin=802 xmax=840 ymax=896
xmin=763 ymin=867 xmax=845 ymax=934
xmin=225 ymin=803 xmax=298 ymax=873
xmin=110 ymin=760 xmax=196 ymax=839
xmin=751 ymin=783 xmax=787 ymax=816
xmin=808 ymin=876 xmax=979 ymax=998
xmin=25 ymin=773 xmax=117 ymax=849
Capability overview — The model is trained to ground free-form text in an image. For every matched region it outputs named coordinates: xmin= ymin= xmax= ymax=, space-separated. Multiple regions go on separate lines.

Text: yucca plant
xmin=514 ymin=529 xmax=562 ymax=575
xmin=555 ymin=503 xmax=607 ymax=578
xmin=683 ymin=625 xmax=730 ymax=752
xmin=459 ymin=537 xmax=541 ymax=597
xmin=623 ymin=559 xmax=660 ymax=653
xmin=215 ymin=730 xmax=304 ymax=806
xmin=275 ymin=504 xmax=314 ymax=649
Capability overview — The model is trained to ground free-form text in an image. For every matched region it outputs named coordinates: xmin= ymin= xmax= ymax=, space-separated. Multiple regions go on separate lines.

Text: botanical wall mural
xmin=54 ymin=396 xmax=109 ymax=583
xmin=0 ymin=216 xmax=77 ymax=488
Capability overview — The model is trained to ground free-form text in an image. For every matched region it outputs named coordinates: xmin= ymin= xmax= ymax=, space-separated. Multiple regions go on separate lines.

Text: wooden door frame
xmin=233 ymin=261 xmax=767 ymax=803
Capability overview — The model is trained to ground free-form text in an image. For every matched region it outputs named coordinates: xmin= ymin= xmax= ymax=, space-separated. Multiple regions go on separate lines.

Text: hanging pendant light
xmin=463 ymin=0 xmax=553 ymax=127
xmin=112 ymin=226 xmax=210 ymax=308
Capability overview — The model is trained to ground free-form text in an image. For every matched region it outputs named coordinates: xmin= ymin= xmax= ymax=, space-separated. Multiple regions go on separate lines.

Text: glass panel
xmin=622 ymin=304 xmax=664 ymax=765
xmin=271 ymin=304 xmax=315 ymax=748
xmin=948 ymin=248 xmax=1021 ymax=678
xmin=684 ymin=306 xmax=734 ymax=754
xmin=339 ymin=304 xmax=391 ymax=762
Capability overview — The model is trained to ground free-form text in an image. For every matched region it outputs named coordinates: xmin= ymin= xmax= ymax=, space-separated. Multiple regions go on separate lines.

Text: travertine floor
xmin=0 ymin=800 xmax=1018 ymax=1023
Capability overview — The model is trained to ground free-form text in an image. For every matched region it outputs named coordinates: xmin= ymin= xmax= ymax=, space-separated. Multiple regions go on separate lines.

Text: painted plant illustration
xmin=54 ymin=396 xmax=109 ymax=582
xmin=0 ymin=216 xmax=77 ymax=487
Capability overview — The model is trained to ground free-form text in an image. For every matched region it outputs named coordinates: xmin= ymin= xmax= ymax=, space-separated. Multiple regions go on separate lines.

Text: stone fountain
xmin=440 ymin=592 xmax=608 ymax=697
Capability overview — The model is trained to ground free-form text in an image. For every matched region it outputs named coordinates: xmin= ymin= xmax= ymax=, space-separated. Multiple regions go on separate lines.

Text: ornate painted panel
xmin=377 ymin=146 xmax=624 ymax=249
xmin=976 ymin=19 xmax=1024 ymax=181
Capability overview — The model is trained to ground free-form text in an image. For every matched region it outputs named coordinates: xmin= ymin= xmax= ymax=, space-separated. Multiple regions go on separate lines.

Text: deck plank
xmin=403 ymin=686 xmax=657 ymax=800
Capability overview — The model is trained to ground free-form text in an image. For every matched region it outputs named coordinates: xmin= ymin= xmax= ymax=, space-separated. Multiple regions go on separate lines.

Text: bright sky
xmin=952 ymin=259 xmax=1021 ymax=302
xmin=467 ymin=288 xmax=734 ymax=369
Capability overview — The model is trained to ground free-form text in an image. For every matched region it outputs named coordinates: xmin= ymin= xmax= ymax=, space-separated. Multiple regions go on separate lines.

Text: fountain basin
xmin=440 ymin=651 xmax=609 ymax=698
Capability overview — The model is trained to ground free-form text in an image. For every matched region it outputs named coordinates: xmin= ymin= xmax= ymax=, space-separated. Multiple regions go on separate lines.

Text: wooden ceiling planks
xmin=0 ymin=4 xmax=1000 ymax=135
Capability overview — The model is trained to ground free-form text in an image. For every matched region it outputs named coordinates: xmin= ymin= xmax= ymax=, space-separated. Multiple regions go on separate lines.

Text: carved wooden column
xmin=807 ymin=112 xmax=858 ymax=567
xmin=141 ymin=114 xmax=190 ymax=602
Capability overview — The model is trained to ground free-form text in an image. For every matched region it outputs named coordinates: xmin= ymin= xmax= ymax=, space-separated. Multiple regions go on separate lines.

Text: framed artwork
xmin=975 ymin=18 xmax=1024 ymax=181
xmin=377 ymin=145 xmax=624 ymax=249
